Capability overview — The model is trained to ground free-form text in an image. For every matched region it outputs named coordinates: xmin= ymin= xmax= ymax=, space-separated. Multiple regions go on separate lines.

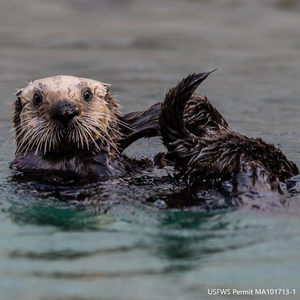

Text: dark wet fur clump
xmin=158 ymin=71 xmax=299 ymax=194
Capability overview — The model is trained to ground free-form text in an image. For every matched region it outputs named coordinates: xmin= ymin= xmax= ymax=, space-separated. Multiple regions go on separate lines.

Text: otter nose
xmin=50 ymin=99 xmax=80 ymax=124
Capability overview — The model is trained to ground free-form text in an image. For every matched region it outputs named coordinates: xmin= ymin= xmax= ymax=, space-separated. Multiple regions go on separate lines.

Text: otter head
xmin=12 ymin=75 xmax=120 ymax=155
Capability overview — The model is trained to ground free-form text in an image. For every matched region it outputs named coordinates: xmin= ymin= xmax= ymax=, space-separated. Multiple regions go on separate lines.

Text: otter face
xmin=13 ymin=75 xmax=119 ymax=155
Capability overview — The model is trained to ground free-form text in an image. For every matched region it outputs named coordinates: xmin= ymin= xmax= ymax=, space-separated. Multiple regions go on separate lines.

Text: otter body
xmin=11 ymin=73 xmax=299 ymax=199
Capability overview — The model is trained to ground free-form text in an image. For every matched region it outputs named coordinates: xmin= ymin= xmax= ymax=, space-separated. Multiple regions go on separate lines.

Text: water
xmin=1 ymin=0 xmax=300 ymax=299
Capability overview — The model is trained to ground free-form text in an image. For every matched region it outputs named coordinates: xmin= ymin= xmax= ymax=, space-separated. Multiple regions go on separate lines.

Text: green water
xmin=1 ymin=0 xmax=300 ymax=299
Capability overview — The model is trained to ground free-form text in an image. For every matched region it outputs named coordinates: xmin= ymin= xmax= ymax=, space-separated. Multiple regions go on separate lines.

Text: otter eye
xmin=33 ymin=93 xmax=42 ymax=105
xmin=83 ymin=90 xmax=92 ymax=102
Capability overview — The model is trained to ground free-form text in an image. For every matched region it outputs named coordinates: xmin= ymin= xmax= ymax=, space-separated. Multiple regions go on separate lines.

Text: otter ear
xmin=12 ymin=99 xmax=23 ymax=122
xmin=102 ymin=83 xmax=110 ymax=93
xmin=13 ymin=90 xmax=23 ymax=113
xmin=12 ymin=97 xmax=23 ymax=129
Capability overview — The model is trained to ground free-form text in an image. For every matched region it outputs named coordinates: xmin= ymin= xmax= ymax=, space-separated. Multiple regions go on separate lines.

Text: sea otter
xmin=10 ymin=75 xmax=160 ymax=181
xmin=10 ymin=73 xmax=299 ymax=197
xmin=158 ymin=71 xmax=299 ymax=193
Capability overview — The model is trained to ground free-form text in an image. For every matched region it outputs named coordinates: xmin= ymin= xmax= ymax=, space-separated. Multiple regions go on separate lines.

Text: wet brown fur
xmin=159 ymin=71 xmax=299 ymax=192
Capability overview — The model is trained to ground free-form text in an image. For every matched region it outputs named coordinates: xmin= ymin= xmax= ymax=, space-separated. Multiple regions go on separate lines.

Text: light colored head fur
xmin=13 ymin=75 xmax=120 ymax=155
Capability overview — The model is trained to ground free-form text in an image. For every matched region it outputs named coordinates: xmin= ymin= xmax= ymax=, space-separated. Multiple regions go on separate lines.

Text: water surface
xmin=1 ymin=0 xmax=300 ymax=299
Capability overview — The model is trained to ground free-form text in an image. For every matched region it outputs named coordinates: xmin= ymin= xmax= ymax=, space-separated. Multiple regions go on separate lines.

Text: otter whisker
xmin=24 ymin=130 xmax=42 ymax=153
xmin=42 ymin=126 xmax=55 ymax=154
xmin=67 ymin=125 xmax=75 ymax=143
xmin=16 ymin=127 xmax=39 ymax=154
xmin=107 ymin=127 xmax=121 ymax=141
xmin=75 ymin=130 xmax=81 ymax=149
xmin=20 ymin=131 xmax=39 ymax=154
xmin=27 ymin=121 xmax=48 ymax=152
xmin=79 ymin=127 xmax=90 ymax=150
xmin=87 ymin=119 xmax=111 ymax=138
xmin=15 ymin=118 xmax=55 ymax=154
xmin=37 ymin=134 xmax=47 ymax=154
xmin=33 ymin=131 xmax=45 ymax=153
xmin=82 ymin=127 xmax=101 ymax=151
xmin=46 ymin=128 xmax=54 ymax=152
xmin=91 ymin=127 xmax=119 ymax=153
xmin=74 ymin=125 xmax=85 ymax=150
xmin=111 ymin=116 xmax=133 ymax=131
xmin=80 ymin=118 xmax=115 ymax=151
xmin=56 ymin=127 xmax=63 ymax=144
xmin=74 ymin=127 xmax=82 ymax=149
xmin=76 ymin=119 xmax=99 ymax=150
xmin=52 ymin=129 xmax=61 ymax=152
xmin=64 ymin=122 xmax=82 ymax=148
xmin=14 ymin=121 xmax=33 ymax=133
xmin=4 ymin=133 xmax=16 ymax=147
